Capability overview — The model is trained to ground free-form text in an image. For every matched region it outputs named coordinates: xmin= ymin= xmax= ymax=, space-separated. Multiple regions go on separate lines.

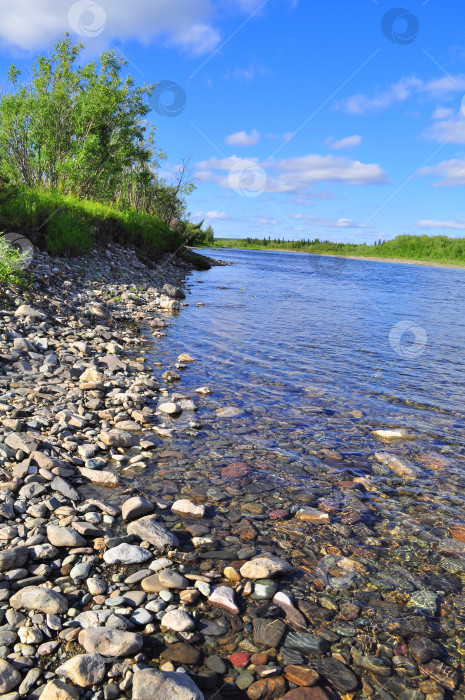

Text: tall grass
xmin=0 ymin=186 xmax=182 ymax=258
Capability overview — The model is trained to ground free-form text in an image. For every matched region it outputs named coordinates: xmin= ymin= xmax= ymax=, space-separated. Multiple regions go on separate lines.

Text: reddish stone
xmin=282 ymin=688 xmax=330 ymax=700
xmin=283 ymin=665 xmax=319 ymax=686
xmin=221 ymin=463 xmax=251 ymax=478
xmin=229 ymin=652 xmax=250 ymax=667
xmin=450 ymin=525 xmax=465 ymax=542
xmin=251 ymin=652 xmax=269 ymax=665
xmin=247 ymin=676 xmax=286 ymax=699
xmin=334 ymin=481 xmax=359 ymax=490
xmin=269 ymin=509 xmax=289 ymax=520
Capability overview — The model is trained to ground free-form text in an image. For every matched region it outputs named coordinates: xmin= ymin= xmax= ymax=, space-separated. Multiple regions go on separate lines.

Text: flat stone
xmin=103 ymin=543 xmax=152 ymax=565
xmin=40 ymin=680 xmax=80 ymax=700
xmin=78 ymin=467 xmax=119 ymax=486
xmin=47 ymin=525 xmax=86 ymax=548
xmin=122 ymin=496 xmax=154 ymax=521
xmin=171 ymin=499 xmax=205 ymax=518
xmin=78 ymin=627 xmax=143 ymax=657
xmin=374 ymin=452 xmax=420 ymax=479
xmin=0 ymin=659 xmax=21 ymax=694
xmin=99 ymin=429 xmax=133 ymax=447
xmin=253 ymin=618 xmax=287 ymax=648
xmin=10 ymin=586 xmax=68 ymax=614
xmin=57 ymin=654 xmax=106 ymax=688
xmin=246 ymin=676 xmax=286 ymax=699
xmin=161 ymin=609 xmax=195 ymax=632
xmin=284 ymin=631 xmax=328 ymax=656
xmin=240 ymin=556 xmax=291 ymax=579
xmin=372 ymin=429 xmax=410 ymax=440
xmin=315 ymin=658 xmax=358 ymax=692
xmin=283 ymin=666 xmax=319 ymax=687
xmin=160 ymin=643 xmax=201 ymax=665
xmin=419 ymin=660 xmax=460 ymax=690
xmin=295 ymin=507 xmax=329 ymax=523
xmin=408 ymin=636 xmax=438 ymax=664
xmin=15 ymin=304 xmax=45 ymax=319
xmin=132 ymin=668 xmax=204 ymax=700
xmin=51 ymin=477 xmax=79 ymax=501
xmin=0 ymin=546 xmax=28 ymax=572
xmin=281 ymin=689 xmax=330 ymax=700
xmin=208 ymin=586 xmax=239 ymax=614
xmin=127 ymin=516 xmax=179 ymax=549
xmin=5 ymin=432 xmax=38 ymax=453
xmin=158 ymin=568 xmax=189 ymax=589
xmin=221 ymin=463 xmax=251 ymax=478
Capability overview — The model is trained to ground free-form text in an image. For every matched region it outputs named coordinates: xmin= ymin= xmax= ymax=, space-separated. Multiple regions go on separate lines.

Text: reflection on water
xmin=140 ymin=248 xmax=465 ymax=678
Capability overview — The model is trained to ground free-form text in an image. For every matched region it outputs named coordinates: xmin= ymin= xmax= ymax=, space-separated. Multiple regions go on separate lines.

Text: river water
xmin=141 ymin=247 xmax=465 ymax=687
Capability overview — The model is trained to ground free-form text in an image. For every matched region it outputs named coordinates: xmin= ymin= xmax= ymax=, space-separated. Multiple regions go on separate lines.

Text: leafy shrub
xmin=0 ymin=235 xmax=30 ymax=286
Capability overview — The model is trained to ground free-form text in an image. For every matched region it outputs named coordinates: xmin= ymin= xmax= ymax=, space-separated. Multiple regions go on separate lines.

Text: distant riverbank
xmin=212 ymin=246 xmax=465 ymax=270
xmin=210 ymin=233 xmax=465 ymax=270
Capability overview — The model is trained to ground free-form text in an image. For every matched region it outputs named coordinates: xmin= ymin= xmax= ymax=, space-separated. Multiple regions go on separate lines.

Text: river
xmin=140 ymin=247 xmax=465 ymax=686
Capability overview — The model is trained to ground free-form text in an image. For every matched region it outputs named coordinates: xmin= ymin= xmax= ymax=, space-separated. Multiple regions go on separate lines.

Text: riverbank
xmin=211 ymin=245 xmax=465 ymax=270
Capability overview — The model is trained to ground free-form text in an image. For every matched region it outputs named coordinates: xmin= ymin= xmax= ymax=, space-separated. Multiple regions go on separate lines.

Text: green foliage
xmin=0 ymin=36 xmax=156 ymax=199
xmin=0 ymin=186 xmax=182 ymax=258
xmin=0 ymin=36 xmax=196 ymax=259
xmin=0 ymin=235 xmax=30 ymax=286
xmin=183 ymin=222 xmax=215 ymax=246
xmin=212 ymin=234 xmax=465 ymax=265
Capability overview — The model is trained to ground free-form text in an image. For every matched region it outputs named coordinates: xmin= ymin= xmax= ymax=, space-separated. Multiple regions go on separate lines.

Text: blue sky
xmin=1 ymin=1 xmax=465 ymax=242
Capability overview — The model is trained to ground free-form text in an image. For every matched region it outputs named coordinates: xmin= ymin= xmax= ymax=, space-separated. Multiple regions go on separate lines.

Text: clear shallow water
xmin=140 ymin=248 xmax=465 ymax=680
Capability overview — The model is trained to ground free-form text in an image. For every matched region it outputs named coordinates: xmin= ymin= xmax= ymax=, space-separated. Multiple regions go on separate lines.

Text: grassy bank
xmin=211 ymin=234 xmax=465 ymax=266
xmin=0 ymin=186 xmax=183 ymax=258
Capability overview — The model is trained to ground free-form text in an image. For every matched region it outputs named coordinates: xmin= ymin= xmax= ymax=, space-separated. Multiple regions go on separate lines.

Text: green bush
xmin=0 ymin=235 xmax=29 ymax=286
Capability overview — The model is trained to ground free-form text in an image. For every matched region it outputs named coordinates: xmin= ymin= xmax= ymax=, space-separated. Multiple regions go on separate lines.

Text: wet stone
xmin=284 ymin=631 xmax=328 ymax=656
xmin=253 ymin=618 xmax=287 ymax=648
xmin=419 ymin=660 xmax=460 ymax=690
xmin=315 ymin=657 xmax=358 ymax=692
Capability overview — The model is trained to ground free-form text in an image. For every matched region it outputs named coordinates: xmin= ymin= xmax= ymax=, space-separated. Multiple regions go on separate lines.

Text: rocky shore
xmin=0 ymin=244 xmax=462 ymax=700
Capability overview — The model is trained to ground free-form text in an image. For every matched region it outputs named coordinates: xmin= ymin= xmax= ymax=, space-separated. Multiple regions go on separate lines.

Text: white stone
xmin=160 ymin=609 xmax=194 ymax=632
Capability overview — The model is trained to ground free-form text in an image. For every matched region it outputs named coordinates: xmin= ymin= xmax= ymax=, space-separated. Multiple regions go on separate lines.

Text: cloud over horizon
xmin=195 ymin=154 xmax=388 ymax=194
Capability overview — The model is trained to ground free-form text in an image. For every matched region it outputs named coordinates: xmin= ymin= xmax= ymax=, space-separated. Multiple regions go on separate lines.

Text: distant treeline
xmin=211 ymin=234 xmax=465 ymax=264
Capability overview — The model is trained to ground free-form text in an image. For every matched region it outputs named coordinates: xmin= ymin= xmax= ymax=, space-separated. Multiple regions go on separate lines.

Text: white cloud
xmin=292 ymin=214 xmax=367 ymax=229
xmin=338 ymin=77 xmax=422 ymax=115
xmin=432 ymin=106 xmax=454 ymax=120
xmin=327 ymin=135 xmax=362 ymax=150
xmin=195 ymin=153 xmax=387 ymax=194
xmin=417 ymin=218 xmax=465 ymax=230
xmin=420 ymin=158 xmax=465 ymax=186
xmin=0 ymin=0 xmax=220 ymax=55
xmin=205 ymin=210 xmax=230 ymax=220
xmin=225 ymin=129 xmax=260 ymax=147
xmin=338 ymin=74 xmax=465 ymax=115
xmin=224 ymin=62 xmax=266 ymax=81
xmin=424 ymin=118 xmax=465 ymax=144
